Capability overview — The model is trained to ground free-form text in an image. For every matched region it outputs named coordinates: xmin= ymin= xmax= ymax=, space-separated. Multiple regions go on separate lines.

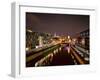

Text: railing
xmin=26 ymin=43 xmax=89 ymax=67
xmin=26 ymin=44 xmax=61 ymax=63
xmin=70 ymin=45 xmax=89 ymax=64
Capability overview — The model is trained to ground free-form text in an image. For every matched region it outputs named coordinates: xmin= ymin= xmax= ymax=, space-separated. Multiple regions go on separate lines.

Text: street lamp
xmin=68 ymin=35 xmax=70 ymax=39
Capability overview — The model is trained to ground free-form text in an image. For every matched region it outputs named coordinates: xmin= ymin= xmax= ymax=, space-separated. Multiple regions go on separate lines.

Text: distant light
xmin=26 ymin=47 xmax=29 ymax=51
xmin=73 ymin=38 xmax=76 ymax=42
xmin=84 ymin=57 xmax=89 ymax=61
xmin=68 ymin=36 xmax=70 ymax=39
xmin=69 ymin=39 xmax=71 ymax=43
xmin=81 ymin=38 xmax=85 ymax=45
xmin=27 ymin=29 xmax=32 ymax=33
xmin=35 ymin=46 xmax=39 ymax=48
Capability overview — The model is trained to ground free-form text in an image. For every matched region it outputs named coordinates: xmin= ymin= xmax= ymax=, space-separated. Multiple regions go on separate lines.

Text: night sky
xmin=26 ymin=12 xmax=89 ymax=37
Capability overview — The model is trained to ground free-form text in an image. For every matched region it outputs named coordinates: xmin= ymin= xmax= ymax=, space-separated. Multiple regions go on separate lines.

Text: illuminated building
xmin=77 ymin=29 xmax=89 ymax=51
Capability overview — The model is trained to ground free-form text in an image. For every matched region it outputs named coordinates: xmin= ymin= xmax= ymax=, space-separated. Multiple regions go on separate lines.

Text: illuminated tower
xmin=54 ymin=32 xmax=57 ymax=37
xmin=38 ymin=36 xmax=43 ymax=47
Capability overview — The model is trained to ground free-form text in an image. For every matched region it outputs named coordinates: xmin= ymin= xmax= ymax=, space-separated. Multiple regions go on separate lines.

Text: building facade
xmin=76 ymin=29 xmax=89 ymax=51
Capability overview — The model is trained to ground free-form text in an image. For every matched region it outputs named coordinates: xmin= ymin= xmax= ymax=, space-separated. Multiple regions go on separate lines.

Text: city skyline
xmin=26 ymin=12 xmax=89 ymax=37
xmin=26 ymin=12 xmax=90 ymax=67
